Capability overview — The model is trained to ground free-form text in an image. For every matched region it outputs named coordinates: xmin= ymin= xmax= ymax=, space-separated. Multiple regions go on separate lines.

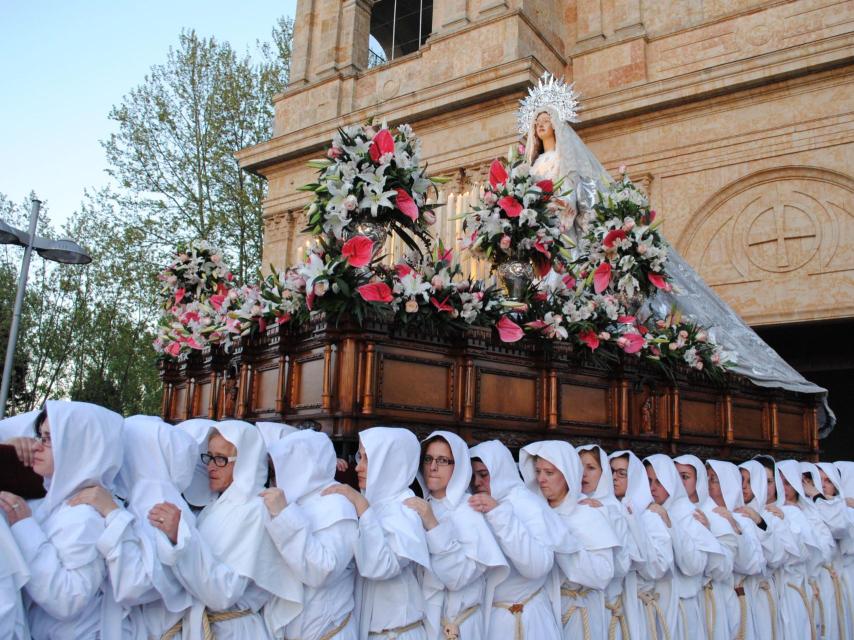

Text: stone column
xmin=614 ymin=0 xmax=644 ymax=38
xmin=288 ymin=0 xmax=315 ymax=87
xmin=575 ymin=0 xmax=606 ymax=50
xmin=336 ymin=0 xmax=374 ymax=74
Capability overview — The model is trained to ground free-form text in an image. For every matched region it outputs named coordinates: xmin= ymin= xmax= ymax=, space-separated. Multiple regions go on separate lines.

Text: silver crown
xmin=516 ymin=72 xmax=581 ymax=135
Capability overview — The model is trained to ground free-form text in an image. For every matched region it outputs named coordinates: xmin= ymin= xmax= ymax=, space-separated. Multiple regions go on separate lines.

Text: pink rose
xmin=483 ymin=191 xmax=498 ymax=207
xmin=314 ymin=281 xmax=329 ymax=297
xmin=423 ymin=210 xmax=436 ymax=225
xmin=499 ymin=235 xmax=511 ymax=250
xmin=327 ymin=146 xmax=343 ymax=159
xmin=431 ymin=275 xmax=444 ymax=291
xmin=405 ymin=299 xmax=419 ymax=313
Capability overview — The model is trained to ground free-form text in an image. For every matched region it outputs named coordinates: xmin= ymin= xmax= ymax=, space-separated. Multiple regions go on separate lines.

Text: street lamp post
xmin=0 ymin=198 xmax=91 ymax=419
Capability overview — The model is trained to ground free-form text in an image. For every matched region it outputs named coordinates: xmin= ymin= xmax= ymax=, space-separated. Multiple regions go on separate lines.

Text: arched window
xmin=369 ymin=0 xmax=433 ymax=64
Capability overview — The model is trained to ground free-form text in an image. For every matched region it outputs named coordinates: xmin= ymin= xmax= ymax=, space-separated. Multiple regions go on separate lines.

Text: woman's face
xmin=782 ymin=476 xmax=798 ymax=504
xmin=535 ymin=456 xmax=568 ymax=506
xmin=471 ymin=460 xmax=491 ymax=495
xmin=32 ymin=416 xmax=54 ymax=478
xmin=765 ymin=467 xmax=777 ymax=503
xmin=707 ymin=466 xmax=725 ymax=507
xmin=675 ymin=463 xmax=698 ymax=502
xmin=580 ymin=450 xmax=602 ymax=495
xmin=422 ymin=439 xmax=454 ymax=499
xmin=610 ymin=456 xmax=629 ymax=500
xmin=535 ymin=112 xmax=555 ymax=141
xmin=740 ymin=468 xmax=755 ymax=504
xmin=206 ymin=433 xmax=236 ymax=493
xmin=355 ymin=443 xmax=368 ymax=490
xmin=646 ymin=464 xmax=669 ymax=506
xmin=819 ymin=469 xmax=837 ymax=497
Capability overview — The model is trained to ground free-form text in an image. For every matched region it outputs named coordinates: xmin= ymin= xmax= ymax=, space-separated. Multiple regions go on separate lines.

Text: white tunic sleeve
xmin=671 ymin=517 xmax=711 ymax=577
xmin=732 ymin=521 xmax=764 ymax=576
xmin=158 ymin=521 xmax=252 ymax=611
xmin=556 ymin=546 xmax=615 ymax=591
xmin=267 ymin=503 xmax=356 ymax=589
xmin=0 ymin=574 xmax=27 ymax=640
xmin=425 ymin=518 xmax=487 ymax=591
xmin=354 ymin=507 xmax=411 ymax=580
xmin=96 ymin=509 xmax=162 ymax=606
xmin=758 ymin=514 xmax=788 ymax=571
xmin=638 ymin=511 xmax=674 ymax=581
xmin=485 ymin=501 xmax=554 ymax=580
xmin=704 ymin=533 xmax=735 ymax=582
xmin=815 ymin=498 xmax=850 ymax=539
xmin=11 ymin=515 xmax=106 ymax=620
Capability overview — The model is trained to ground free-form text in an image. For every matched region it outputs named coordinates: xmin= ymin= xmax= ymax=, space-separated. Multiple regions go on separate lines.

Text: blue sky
xmin=0 ymin=1 xmax=297 ymax=227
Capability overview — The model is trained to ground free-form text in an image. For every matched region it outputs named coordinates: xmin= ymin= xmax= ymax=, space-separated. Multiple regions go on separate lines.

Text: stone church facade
xmin=238 ymin=0 xmax=854 ymax=454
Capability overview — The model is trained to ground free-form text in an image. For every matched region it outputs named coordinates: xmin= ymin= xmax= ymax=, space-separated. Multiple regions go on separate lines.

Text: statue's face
xmin=535 ymin=112 xmax=554 ymax=140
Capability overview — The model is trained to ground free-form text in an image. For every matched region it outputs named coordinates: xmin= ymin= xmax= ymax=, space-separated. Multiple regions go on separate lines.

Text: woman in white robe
xmin=324 ymin=426 xmax=430 ymax=640
xmin=774 ymin=459 xmax=823 ymax=640
xmin=800 ymin=461 xmax=847 ymax=640
xmin=0 ymin=400 xmax=122 ymax=640
xmin=407 ymin=431 xmax=508 ymax=640
xmin=69 ymin=415 xmax=198 ymax=639
xmin=706 ymin=460 xmax=765 ymax=639
xmin=468 ymin=440 xmax=562 ymax=640
xmin=644 ymin=454 xmax=727 ymax=640
xmin=1 ymin=410 xmax=38 ymax=468
xmin=518 ymin=440 xmax=618 ymax=640
xmin=610 ymin=450 xmax=676 ymax=640
xmin=154 ymin=419 xmax=302 ymax=639
xmin=174 ymin=418 xmax=219 ymax=510
xmin=832 ymin=461 xmax=854 ymax=635
xmin=738 ymin=458 xmax=790 ymax=640
xmin=817 ymin=462 xmax=854 ymax=639
xmin=673 ymin=454 xmax=737 ymax=640
xmin=263 ymin=429 xmax=358 ymax=640
xmin=576 ymin=444 xmax=640 ymax=640
xmin=0 ymin=516 xmax=30 ymax=639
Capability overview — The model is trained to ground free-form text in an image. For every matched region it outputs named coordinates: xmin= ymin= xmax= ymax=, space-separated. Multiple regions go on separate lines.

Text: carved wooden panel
xmin=292 ymin=354 xmax=324 ymax=409
xmin=194 ymin=381 xmax=212 ymax=418
xmin=476 ymin=367 xmax=539 ymax=422
xmin=251 ymin=364 xmax=281 ymax=415
xmin=777 ymin=403 xmax=806 ymax=446
xmin=170 ymin=383 xmax=188 ymax=420
xmin=559 ymin=381 xmax=611 ymax=426
xmin=731 ymin=397 xmax=766 ymax=442
xmin=679 ymin=392 xmax=721 ymax=437
xmin=375 ymin=353 xmax=454 ymax=414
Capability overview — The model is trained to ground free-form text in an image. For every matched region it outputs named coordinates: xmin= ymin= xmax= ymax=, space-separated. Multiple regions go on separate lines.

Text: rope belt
xmin=638 ymin=590 xmax=671 ymax=640
xmin=559 ymin=585 xmax=591 ymax=638
xmin=441 ymin=604 xmax=479 ymax=640
xmin=788 ymin=582 xmax=816 ymax=640
xmin=734 ymin=579 xmax=748 ymax=640
xmin=605 ymin=595 xmax=629 ymax=640
xmin=823 ymin=564 xmax=846 ymax=640
xmin=368 ymin=618 xmax=424 ymax=639
xmin=493 ymin=586 xmax=543 ymax=640
xmin=677 ymin=599 xmax=689 ymax=640
xmin=161 ymin=607 xmax=253 ymax=640
xmin=809 ymin=578 xmax=826 ymax=639
xmin=703 ymin=581 xmax=716 ymax=640
xmin=758 ymin=580 xmax=777 ymax=640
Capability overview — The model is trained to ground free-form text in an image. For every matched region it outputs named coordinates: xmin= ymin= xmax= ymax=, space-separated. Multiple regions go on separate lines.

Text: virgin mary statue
xmin=517 ymin=72 xmax=833 ymax=430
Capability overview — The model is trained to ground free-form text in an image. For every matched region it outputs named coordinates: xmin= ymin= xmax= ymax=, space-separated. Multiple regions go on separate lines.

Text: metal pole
xmin=0 ymin=198 xmax=40 ymax=418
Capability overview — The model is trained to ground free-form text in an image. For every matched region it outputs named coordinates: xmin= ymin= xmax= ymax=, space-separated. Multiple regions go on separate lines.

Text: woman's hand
xmin=766 ymin=504 xmax=785 ymax=520
xmin=259 ymin=488 xmax=288 ymax=518
xmin=148 ymin=502 xmax=182 ymax=545
xmin=322 ymin=483 xmax=370 ymax=517
xmin=336 ymin=458 xmax=349 ymax=473
xmin=468 ymin=493 xmax=498 ymax=514
xmin=6 ymin=437 xmax=38 ymax=467
xmin=713 ymin=506 xmax=742 ymax=534
xmin=69 ymin=485 xmax=118 ymax=517
xmin=734 ymin=506 xmax=762 ymax=525
xmin=404 ymin=497 xmax=439 ymax=530
xmin=579 ymin=498 xmax=603 ymax=508
xmin=647 ymin=503 xmax=671 ymax=528
xmin=0 ymin=491 xmax=31 ymax=525
xmin=693 ymin=509 xmax=711 ymax=530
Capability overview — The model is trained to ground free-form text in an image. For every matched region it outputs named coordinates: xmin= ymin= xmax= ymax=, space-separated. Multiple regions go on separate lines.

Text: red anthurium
xmin=533 ymin=291 xmax=548 ymax=302
xmin=648 ymin=273 xmax=669 ymax=290
xmin=496 ymin=316 xmax=524 ymax=343
xmin=579 ymin=329 xmax=600 ymax=351
xmin=593 ymin=262 xmax=612 ymax=294
xmin=216 ymin=282 xmax=228 ymax=296
xmin=562 ymin=274 xmax=576 ymax=289
xmin=430 ymin=296 xmax=454 ymax=313
xmin=532 ymin=253 xmax=552 ymax=278
xmin=306 ymin=291 xmax=315 ymax=310
xmin=616 ymin=315 xmax=636 ymax=325
xmin=209 ymin=294 xmax=227 ymax=312
xmin=276 ymin=313 xmax=290 ymax=324
xmin=257 ymin=318 xmax=267 ymax=333
xmin=498 ymin=196 xmax=522 ymax=218
xmin=638 ymin=325 xmax=649 ymax=336
xmin=440 ymin=247 xmax=453 ymax=264
xmin=358 ymin=282 xmax=393 ymax=303
xmin=525 ymin=320 xmax=548 ymax=330
xmin=536 ymin=179 xmax=553 ymax=193
xmin=175 ymin=288 xmax=185 ymax=304
xmin=395 ymin=263 xmax=415 ymax=278
xmin=603 ymin=229 xmax=627 ymax=249
xmin=622 ymin=333 xmax=646 ymax=354
xmin=489 ymin=159 xmax=508 ymax=188
xmin=342 ymin=236 xmax=374 ymax=268
xmin=395 ymin=189 xmax=419 ymax=221
xmin=165 ymin=341 xmax=181 ymax=357
xmin=369 ymin=128 xmax=395 ymax=163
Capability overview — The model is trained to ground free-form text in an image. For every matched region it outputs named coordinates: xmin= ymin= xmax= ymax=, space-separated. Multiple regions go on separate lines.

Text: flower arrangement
xmin=299 ymin=122 xmax=445 ymax=252
xmin=582 ymin=168 xmax=671 ymax=302
xmin=463 ymin=148 xmax=573 ymax=277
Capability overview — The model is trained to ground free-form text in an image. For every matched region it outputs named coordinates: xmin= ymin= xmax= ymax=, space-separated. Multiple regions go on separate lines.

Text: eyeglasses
xmin=423 ymin=455 xmax=454 ymax=467
xmin=36 ymin=433 xmax=52 ymax=447
xmin=201 ymin=453 xmax=237 ymax=468
xmin=612 ymin=469 xmax=628 ymax=479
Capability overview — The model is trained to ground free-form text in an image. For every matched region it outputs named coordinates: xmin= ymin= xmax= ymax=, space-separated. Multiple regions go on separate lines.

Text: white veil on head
xmin=834 ymin=461 xmax=854 ymax=497
xmin=174 ymin=418 xmax=217 ymax=508
xmin=706 ymin=460 xmax=745 ymax=511
xmin=609 ymin=449 xmax=653 ymax=515
xmin=816 ymin=462 xmax=844 ymax=498
xmin=0 ymin=409 xmax=38 ymax=440
xmin=738 ymin=460 xmax=769 ymax=510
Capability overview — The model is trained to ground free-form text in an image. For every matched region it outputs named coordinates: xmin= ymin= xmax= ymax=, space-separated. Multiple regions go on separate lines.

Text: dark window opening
xmin=369 ymin=0 xmax=433 ymax=65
